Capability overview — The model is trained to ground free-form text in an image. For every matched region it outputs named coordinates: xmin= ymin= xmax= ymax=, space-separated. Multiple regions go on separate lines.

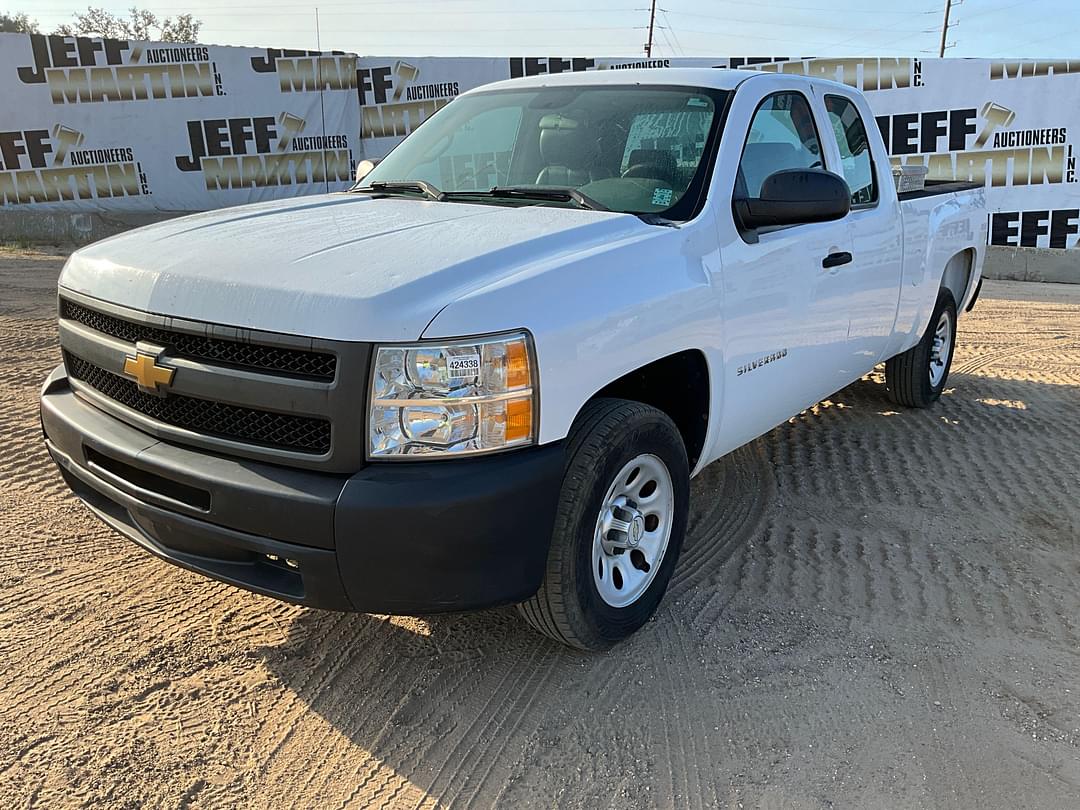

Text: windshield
xmin=359 ymin=84 xmax=730 ymax=220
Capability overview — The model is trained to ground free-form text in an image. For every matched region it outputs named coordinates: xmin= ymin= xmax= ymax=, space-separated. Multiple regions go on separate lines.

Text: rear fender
xmin=893 ymin=191 xmax=986 ymax=354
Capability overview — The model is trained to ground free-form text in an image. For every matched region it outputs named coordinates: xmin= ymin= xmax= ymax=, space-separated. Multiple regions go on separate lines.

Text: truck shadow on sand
xmin=258 ymin=370 xmax=1080 ymax=807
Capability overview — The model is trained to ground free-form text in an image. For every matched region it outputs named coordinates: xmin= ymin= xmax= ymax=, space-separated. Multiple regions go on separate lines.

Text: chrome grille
xmin=61 ymin=299 xmax=337 ymax=381
xmin=65 ymin=354 xmax=332 ymax=455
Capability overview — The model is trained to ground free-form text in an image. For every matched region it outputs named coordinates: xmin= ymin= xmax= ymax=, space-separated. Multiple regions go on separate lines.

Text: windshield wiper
xmin=444 ymin=186 xmax=610 ymax=212
xmin=355 ymin=180 xmax=445 ymax=202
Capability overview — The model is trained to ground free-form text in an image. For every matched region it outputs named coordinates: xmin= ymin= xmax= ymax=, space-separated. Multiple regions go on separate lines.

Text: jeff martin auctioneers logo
xmin=359 ymin=61 xmax=460 ymax=139
xmin=989 ymin=60 xmax=1080 ymax=80
xmin=250 ymin=49 xmax=357 ymax=93
xmin=0 ymin=125 xmax=149 ymax=205
xmin=736 ymin=57 xmax=922 ymax=92
xmin=174 ymin=113 xmax=353 ymax=190
xmin=17 ymin=34 xmax=224 ymax=104
xmin=879 ymin=101 xmax=1077 ymax=188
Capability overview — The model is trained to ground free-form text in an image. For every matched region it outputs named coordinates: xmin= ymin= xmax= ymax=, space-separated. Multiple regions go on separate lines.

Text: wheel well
xmin=941 ymin=248 xmax=974 ymax=308
xmin=593 ymin=350 xmax=709 ymax=468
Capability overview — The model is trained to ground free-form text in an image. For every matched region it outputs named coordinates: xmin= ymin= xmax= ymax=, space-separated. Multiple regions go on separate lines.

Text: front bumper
xmin=41 ymin=365 xmax=564 ymax=613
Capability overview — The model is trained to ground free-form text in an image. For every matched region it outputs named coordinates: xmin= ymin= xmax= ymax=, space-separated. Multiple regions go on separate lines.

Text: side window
xmin=825 ymin=94 xmax=878 ymax=206
xmin=408 ymin=105 xmax=523 ymax=191
xmin=737 ymin=92 xmax=824 ymax=199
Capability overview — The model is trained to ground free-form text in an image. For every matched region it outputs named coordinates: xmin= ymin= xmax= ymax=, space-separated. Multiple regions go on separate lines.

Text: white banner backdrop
xmin=4 ymin=36 xmax=1080 ymax=252
xmin=0 ymin=33 xmax=360 ymax=211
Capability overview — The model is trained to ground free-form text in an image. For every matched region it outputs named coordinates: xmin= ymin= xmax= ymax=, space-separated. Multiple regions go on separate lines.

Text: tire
xmin=516 ymin=398 xmax=690 ymax=651
xmin=884 ymin=288 xmax=957 ymax=408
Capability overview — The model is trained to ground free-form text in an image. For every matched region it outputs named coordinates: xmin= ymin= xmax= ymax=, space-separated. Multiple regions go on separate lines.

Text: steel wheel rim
xmin=929 ymin=309 xmax=952 ymax=388
xmin=591 ymin=453 xmax=674 ymax=609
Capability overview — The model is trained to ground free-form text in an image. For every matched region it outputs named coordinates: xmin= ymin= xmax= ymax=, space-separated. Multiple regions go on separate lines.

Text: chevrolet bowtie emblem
xmin=123 ymin=352 xmax=175 ymax=394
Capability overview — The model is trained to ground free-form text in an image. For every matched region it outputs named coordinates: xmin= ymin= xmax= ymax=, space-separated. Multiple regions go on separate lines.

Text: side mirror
xmin=354 ymin=158 xmax=380 ymax=183
xmin=734 ymin=168 xmax=850 ymax=231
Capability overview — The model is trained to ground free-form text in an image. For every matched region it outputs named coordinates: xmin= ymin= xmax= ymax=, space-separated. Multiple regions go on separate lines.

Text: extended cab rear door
xmin=818 ymin=88 xmax=904 ymax=372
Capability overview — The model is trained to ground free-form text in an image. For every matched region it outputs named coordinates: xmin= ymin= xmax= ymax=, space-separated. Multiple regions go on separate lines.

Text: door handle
xmin=822 ymin=251 xmax=853 ymax=269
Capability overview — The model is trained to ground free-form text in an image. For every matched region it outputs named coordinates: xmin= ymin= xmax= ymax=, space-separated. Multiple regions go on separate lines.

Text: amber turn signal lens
xmin=506 ymin=339 xmax=531 ymax=389
xmin=505 ymin=397 xmax=533 ymax=443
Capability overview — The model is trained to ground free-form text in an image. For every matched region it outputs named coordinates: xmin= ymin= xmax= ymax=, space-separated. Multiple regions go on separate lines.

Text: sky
xmin=10 ymin=0 xmax=1078 ymax=58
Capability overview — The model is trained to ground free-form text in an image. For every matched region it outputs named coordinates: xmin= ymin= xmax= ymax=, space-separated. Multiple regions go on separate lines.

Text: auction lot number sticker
xmin=448 ymin=353 xmax=481 ymax=378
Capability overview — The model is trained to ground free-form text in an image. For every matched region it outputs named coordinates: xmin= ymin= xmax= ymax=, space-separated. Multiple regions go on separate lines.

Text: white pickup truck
xmin=42 ymin=68 xmax=985 ymax=650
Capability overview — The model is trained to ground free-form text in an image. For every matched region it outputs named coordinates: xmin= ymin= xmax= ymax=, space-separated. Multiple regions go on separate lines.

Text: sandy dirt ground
xmin=1 ymin=247 xmax=1078 ymax=809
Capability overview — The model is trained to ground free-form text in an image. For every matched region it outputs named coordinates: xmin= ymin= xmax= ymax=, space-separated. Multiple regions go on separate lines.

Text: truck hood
xmin=59 ymin=194 xmax=649 ymax=342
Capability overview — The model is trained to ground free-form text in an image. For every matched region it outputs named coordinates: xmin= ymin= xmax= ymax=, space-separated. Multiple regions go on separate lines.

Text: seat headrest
xmin=740 ymin=142 xmax=802 ymax=196
xmin=539 ymin=115 xmax=593 ymax=170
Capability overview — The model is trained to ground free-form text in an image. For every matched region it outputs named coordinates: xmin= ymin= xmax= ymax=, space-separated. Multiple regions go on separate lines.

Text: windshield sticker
xmin=448 ymin=354 xmax=481 ymax=378
xmin=651 ymin=188 xmax=674 ymax=206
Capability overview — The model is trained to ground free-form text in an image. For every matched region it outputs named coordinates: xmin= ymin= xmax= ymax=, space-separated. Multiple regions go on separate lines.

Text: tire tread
xmin=885 ymin=289 xmax=956 ymax=409
xmin=517 ymin=398 xmax=674 ymax=649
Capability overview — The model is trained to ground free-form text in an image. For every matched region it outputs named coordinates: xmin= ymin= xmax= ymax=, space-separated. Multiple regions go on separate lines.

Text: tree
xmin=55 ymin=6 xmax=202 ymax=42
xmin=1 ymin=12 xmax=40 ymax=33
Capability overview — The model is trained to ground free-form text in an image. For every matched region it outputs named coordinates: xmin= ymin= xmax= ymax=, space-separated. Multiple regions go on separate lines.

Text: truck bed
xmin=888 ymin=181 xmax=987 ymax=361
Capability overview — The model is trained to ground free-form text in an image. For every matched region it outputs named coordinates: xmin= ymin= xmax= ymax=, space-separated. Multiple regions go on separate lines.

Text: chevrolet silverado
xmin=42 ymin=68 xmax=986 ymax=649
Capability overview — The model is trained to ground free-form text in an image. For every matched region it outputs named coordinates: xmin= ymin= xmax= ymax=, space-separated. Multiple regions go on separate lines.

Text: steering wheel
xmin=621 ymin=163 xmax=662 ymax=179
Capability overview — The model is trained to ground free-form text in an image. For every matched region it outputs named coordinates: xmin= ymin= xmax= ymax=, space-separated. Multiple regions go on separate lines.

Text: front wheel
xmin=516 ymin=398 xmax=689 ymax=650
xmin=884 ymin=288 xmax=957 ymax=408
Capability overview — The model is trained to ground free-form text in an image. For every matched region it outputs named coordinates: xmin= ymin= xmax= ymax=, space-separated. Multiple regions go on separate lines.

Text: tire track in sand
xmin=4 ymin=257 xmax=1080 ymax=810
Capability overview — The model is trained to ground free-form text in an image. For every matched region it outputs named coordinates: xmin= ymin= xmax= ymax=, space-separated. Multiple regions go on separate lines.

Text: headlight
xmin=368 ymin=331 xmax=536 ymax=458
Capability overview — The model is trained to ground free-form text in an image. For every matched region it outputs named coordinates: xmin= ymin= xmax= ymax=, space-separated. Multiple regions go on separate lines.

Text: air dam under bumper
xmin=40 ymin=365 xmax=564 ymax=613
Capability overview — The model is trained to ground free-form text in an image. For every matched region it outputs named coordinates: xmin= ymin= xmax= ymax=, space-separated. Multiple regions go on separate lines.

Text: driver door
xmin=717 ymin=90 xmax=854 ymax=450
